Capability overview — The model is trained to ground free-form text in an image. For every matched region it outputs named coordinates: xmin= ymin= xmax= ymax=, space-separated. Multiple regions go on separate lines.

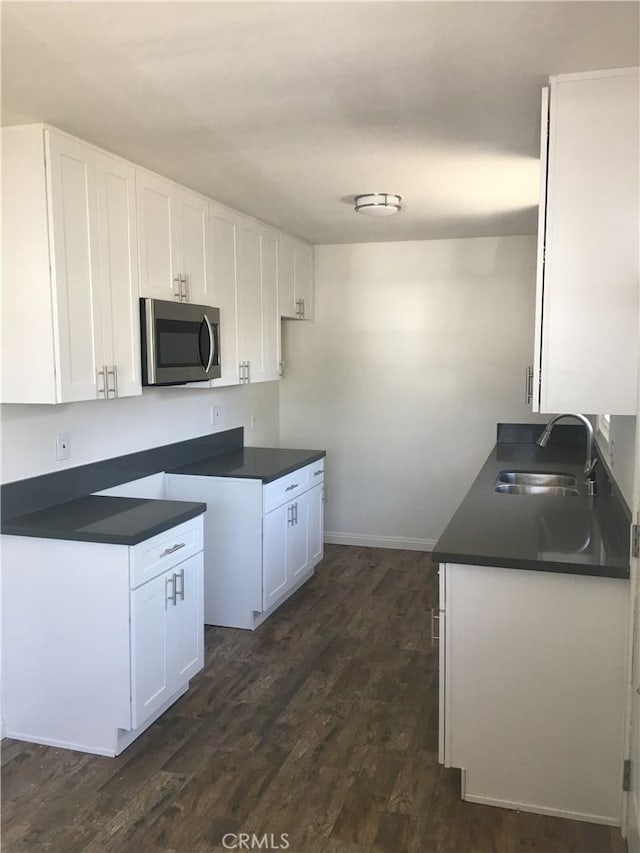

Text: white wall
xmin=604 ymin=416 xmax=637 ymax=509
xmin=280 ymin=235 xmax=546 ymax=548
xmin=1 ymin=382 xmax=279 ymax=483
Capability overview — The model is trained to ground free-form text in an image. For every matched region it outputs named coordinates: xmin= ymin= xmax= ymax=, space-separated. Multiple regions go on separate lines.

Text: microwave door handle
xmin=203 ymin=314 xmax=215 ymax=373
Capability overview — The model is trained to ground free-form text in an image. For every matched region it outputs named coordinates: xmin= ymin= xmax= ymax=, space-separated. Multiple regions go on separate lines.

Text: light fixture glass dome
xmin=354 ymin=193 xmax=402 ymax=216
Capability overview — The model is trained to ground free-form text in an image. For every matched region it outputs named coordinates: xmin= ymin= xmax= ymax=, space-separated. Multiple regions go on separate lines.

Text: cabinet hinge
xmin=632 ymin=525 xmax=640 ymax=560
xmin=623 ymin=759 xmax=631 ymax=792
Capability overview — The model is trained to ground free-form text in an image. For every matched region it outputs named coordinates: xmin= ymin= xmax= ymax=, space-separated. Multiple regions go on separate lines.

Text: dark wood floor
xmin=2 ymin=545 xmax=627 ymax=853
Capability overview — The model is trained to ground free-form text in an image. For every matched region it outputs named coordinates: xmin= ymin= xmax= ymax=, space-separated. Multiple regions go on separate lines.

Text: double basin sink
xmin=495 ymin=471 xmax=579 ymax=497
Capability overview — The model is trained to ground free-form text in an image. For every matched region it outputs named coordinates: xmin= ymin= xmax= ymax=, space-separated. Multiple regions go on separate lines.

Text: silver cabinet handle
xmin=181 ymin=273 xmax=189 ymax=303
xmin=174 ymin=568 xmax=185 ymax=601
xmin=203 ymin=315 xmax=214 ymax=373
xmin=293 ymin=502 xmax=298 ymax=525
xmin=97 ymin=365 xmax=107 ymax=397
xmin=287 ymin=505 xmax=294 ymax=527
xmin=246 ymin=361 xmax=250 ymax=383
xmin=300 ymin=298 xmax=305 ymax=318
xmin=166 ymin=574 xmax=177 ymax=608
xmin=174 ymin=275 xmax=182 ymax=300
xmin=278 ymin=360 xmax=284 ymax=378
xmin=160 ymin=542 xmax=186 ymax=558
xmin=430 ymin=608 xmax=440 ymax=646
xmin=313 ymin=469 xmax=323 ymax=477
xmin=107 ymin=365 xmax=118 ymax=399
xmin=525 ymin=365 xmax=534 ymax=404
xmin=285 ymin=483 xmax=298 ymax=492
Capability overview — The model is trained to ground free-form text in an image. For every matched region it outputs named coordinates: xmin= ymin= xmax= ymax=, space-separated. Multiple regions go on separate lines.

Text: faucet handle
xmin=584 ymin=456 xmax=598 ymax=477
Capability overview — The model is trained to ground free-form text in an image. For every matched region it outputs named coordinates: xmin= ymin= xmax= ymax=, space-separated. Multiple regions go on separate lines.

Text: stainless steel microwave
xmin=140 ymin=298 xmax=221 ymax=386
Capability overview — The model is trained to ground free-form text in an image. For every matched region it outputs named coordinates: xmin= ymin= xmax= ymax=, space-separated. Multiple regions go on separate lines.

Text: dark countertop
xmin=1 ymin=495 xmax=207 ymax=546
xmin=169 ymin=447 xmax=326 ymax=482
xmin=432 ymin=440 xmax=630 ymax=579
xmin=1 ymin=439 xmax=326 ymax=545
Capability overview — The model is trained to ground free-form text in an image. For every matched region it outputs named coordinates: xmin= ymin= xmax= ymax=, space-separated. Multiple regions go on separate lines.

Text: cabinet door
xmin=210 ymin=204 xmax=240 ymax=386
xmin=236 ymin=219 xmax=263 ymax=382
xmin=176 ymin=188 xmax=211 ymax=306
xmin=263 ymin=502 xmax=289 ymax=610
xmin=46 ymin=130 xmax=103 ymax=402
xmin=538 ymin=68 xmax=639 ymax=414
xmin=307 ymin=483 xmax=324 ymax=567
xmin=136 ymin=170 xmax=180 ymax=301
xmin=168 ymin=553 xmax=204 ymax=687
xmin=95 ymin=152 xmax=141 ymax=398
xmin=130 ymin=569 xmax=173 ymax=728
xmin=288 ymin=493 xmax=310 ymax=584
xmin=260 ymin=230 xmax=280 ymax=383
xmin=278 ymin=234 xmax=296 ymax=318
xmin=294 ymin=242 xmax=314 ymax=320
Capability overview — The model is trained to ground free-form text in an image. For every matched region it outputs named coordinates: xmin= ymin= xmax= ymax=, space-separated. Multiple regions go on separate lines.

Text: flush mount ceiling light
xmin=354 ymin=193 xmax=402 ymax=217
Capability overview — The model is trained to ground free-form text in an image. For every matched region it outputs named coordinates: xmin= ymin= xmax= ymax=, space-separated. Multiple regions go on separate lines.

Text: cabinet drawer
xmin=130 ymin=518 xmax=203 ymax=589
xmin=263 ymin=460 xmax=324 ymax=513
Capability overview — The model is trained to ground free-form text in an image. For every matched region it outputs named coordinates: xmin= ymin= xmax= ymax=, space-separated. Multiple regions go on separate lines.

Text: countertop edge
xmin=430 ymin=550 xmax=630 ymax=580
xmin=2 ymin=502 xmax=207 ymax=547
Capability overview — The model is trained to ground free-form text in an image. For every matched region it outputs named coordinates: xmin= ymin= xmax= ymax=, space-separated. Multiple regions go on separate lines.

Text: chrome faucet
xmin=536 ymin=413 xmax=598 ymax=494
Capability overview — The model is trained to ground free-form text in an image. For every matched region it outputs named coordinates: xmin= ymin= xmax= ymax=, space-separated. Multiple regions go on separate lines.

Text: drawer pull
xmin=313 ymin=469 xmax=323 ymax=476
xmin=161 ymin=542 xmax=186 ymax=558
xmin=285 ymin=483 xmax=299 ymax=492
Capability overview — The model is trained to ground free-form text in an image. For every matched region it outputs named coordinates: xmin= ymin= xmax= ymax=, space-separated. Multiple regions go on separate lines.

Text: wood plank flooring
xmin=1 ymin=545 xmax=627 ymax=853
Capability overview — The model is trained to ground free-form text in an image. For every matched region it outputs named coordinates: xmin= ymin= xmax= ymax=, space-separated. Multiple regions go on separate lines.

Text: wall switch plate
xmin=55 ymin=431 xmax=71 ymax=461
xmin=210 ymin=405 xmax=221 ymax=426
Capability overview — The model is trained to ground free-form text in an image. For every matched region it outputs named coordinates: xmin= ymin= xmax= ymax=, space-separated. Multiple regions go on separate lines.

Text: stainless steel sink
xmin=495 ymin=484 xmax=579 ymax=496
xmin=497 ymin=471 xmax=577 ymax=488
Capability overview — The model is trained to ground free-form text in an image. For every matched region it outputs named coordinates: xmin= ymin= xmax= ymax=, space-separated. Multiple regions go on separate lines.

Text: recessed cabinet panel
xmin=288 ymin=495 xmax=310 ymax=584
xmin=130 ymin=570 xmax=171 ymax=729
xmin=263 ymin=503 xmax=289 ymax=610
xmin=260 ymin=231 xmax=280 ymax=383
xmin=308 ymin=484 xmax=324 ymax=566
xmin=177 ymin=189 xmax=210 ymax=306
xmin=46 ymin=131 xmax=102 ymax=402
xmin=170 ymin=554 xmax=204 ymax=684
xmin=236 ymin=222 xmax=263 ymax=380
xmin=137 ymin=173 xmax=176 ymax=302
xmin=95 ymin=153 xmax=141 ymax=398
xmin=210 ymin=205 xmax=240 ymax=386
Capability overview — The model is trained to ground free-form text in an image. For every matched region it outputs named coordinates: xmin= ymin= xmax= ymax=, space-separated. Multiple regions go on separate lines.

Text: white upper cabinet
xmin=236 ymin=217 xmax=280 ymax=384
xmin=1 ymin=125 xmax=141 ymax=404
xmin=136 ymin=169 xmax=211 ymax=305
xmin=95 ymin=152 xmax=141 ymax=399
xmin=278 ymin=233 xmax=314 ymax=320
xmin=533 ymin=67 xmax=639 ymax=415
xmin=209 ymin=203 xmax=240 ymax=387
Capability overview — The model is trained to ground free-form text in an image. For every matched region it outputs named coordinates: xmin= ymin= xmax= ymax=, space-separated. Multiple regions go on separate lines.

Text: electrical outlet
xmin=250 ymin=412 xmax=257 ymax=430
xmin=55 ymin=431 xmax=71 ymax=461
xmin=210 ymin=405 xmax=221 ymax=426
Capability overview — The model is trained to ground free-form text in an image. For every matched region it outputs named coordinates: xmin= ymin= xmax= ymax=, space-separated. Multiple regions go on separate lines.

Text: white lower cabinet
xmin=438 ymin=562 xmax=629 ymax=826
xmin=166 ymin=460 xmax=325 ymax=630
xmin=1 ymin=517 xmax=204 ymax=756
xmin=130 ymin=552 xmax=204 ymax=728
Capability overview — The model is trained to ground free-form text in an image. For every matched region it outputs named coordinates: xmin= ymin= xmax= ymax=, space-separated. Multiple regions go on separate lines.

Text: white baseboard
xmin=324 ymin=531 xmax=437 ymax=552
xmin=629 ymin=791 xmax=640 ymax=853
xmin=463 ymin=792 xmax=620 ymax=828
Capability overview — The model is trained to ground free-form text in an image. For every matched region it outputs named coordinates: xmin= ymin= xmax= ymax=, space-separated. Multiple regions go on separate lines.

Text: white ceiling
xmin=2 ymin=1 xmax=638 ymax=244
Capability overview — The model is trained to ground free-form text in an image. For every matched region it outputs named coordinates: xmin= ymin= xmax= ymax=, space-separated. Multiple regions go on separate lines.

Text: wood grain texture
xmin=1 ymin=545 xmax=627 ymax=853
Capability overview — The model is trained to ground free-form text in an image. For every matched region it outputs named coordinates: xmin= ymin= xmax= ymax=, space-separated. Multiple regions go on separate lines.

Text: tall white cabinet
xmin=533 ymin=67 xmax=639 ymax=414
xmin=1 ymin=125 xmax=141 ymax=404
